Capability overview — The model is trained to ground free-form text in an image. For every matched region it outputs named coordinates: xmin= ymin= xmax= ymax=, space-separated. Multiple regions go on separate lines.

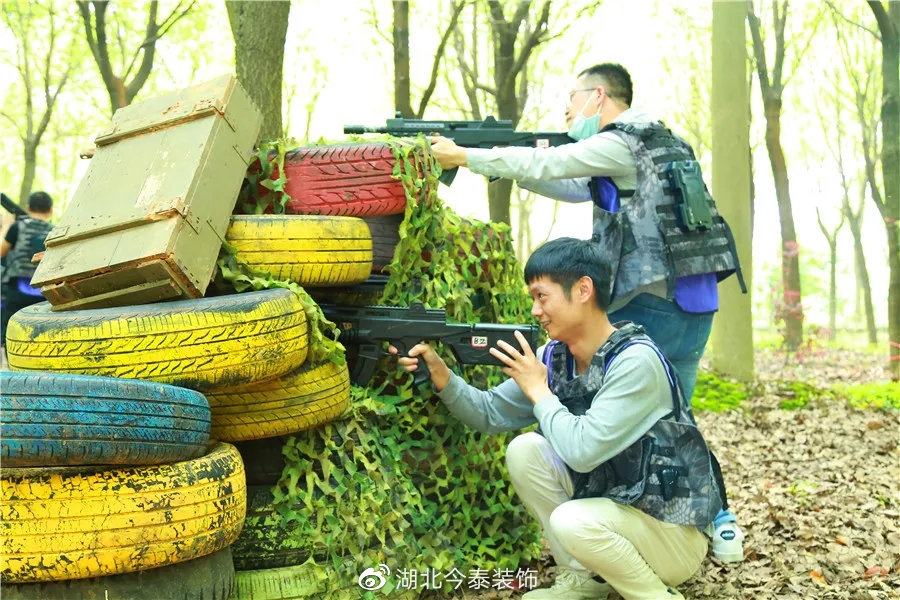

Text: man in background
xmin=1 ymin=191 xmax=53 ymax=352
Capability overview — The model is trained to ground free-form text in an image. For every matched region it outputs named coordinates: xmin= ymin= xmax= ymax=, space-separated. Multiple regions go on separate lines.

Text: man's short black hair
xmin=524 ymin=237 xmax=611 ymax=310
xmin=577 ymin=63 xmax=633 ymax=106
xmin=27 ymin=191 xmax=53 ymax=213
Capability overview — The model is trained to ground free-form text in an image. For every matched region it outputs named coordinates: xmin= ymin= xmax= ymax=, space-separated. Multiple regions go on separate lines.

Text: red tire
xmin=279 ymin=143 xmax=408 ymax=217
xmin=362 ymin=213 xmax=403 ymax=272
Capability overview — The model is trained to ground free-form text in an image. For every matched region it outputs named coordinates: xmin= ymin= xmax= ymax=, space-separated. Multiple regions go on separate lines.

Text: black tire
xmin=233 ymin=437 xmax=289 ymax=486
xmin=308 ymin=274 xmax=388 ymax=307
xmin=362 ymin=213 xmax=403 ymax=272
xmin=230 ymin=485 xmax=313 ymax=571
xmin=1 ymin=547 xmax=235 ymax=600
xmin=1 ymin=371 xmax=210 ymax=467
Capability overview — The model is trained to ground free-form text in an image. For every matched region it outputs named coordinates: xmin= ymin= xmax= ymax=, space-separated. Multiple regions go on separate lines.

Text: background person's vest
xmin=589 ymin=121 xmax=745 ymax=302
xmin=539 ymin=323 xmax=727 ymax=528
xmin=2 ymin=217 xmax=53 ymax=284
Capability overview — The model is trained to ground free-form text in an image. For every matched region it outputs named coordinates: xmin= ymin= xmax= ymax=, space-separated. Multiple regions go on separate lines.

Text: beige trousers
xmin=506 ymin=432 xmax=708 ymax=600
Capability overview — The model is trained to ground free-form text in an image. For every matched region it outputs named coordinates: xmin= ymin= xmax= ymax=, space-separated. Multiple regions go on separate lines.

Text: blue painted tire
xmin=1 ymin=371 xmax=211 ymax=467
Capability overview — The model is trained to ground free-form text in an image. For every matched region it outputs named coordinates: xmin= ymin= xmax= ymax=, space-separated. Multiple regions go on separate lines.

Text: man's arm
xmin=534 ymin=344 xmax=673 ymax=473
xmin=437 ymin=373 xmax=538 ymax=434
xmin=1 ymin=222 xmax=18 ymax=258
xmin=516 ymin=177 xmax=593 ymax=203
xmin=393 ymin=340 xmax=541 ymax=434
xmin=463 ymin=132 xmax=634 ymax=181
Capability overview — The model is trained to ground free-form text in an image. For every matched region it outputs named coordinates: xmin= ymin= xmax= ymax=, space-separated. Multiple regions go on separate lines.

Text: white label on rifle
xmin=471 ymin=335 xmax=488 ymax=348
xmin=535 ymin=138 xmax=550 ymax=148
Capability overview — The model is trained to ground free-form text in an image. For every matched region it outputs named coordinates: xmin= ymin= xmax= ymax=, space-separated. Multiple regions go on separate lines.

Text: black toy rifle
xmin=320 ymin=302 xmax=540 ymax=385
xmin=1 ymin=193 xmax=27 ymax=219
xmin=344 ymin=114 xmax=575 ymax=185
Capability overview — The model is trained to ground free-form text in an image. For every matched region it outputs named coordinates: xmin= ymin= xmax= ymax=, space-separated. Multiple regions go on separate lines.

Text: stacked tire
xmin=255 ymin=142 xmax=410 ymax=276
xmin=2 ymin=288 xmax=324 ymax=598
xmin=2 ymin=141 xmax=411 ymax=599
xmin=222 ymin=143 xmax=414 ymax=597
xmin=0 ymin=371 xmax=245 ymax=598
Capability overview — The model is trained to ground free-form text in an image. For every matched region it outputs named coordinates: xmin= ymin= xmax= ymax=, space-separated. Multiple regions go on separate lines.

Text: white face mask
xmin=568 ymin=93 xmax=601 ymax=141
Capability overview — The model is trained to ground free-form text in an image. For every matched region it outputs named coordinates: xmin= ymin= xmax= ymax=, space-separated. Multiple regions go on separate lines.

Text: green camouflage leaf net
xmin=228 ymin=136 xmax=544 ymax=599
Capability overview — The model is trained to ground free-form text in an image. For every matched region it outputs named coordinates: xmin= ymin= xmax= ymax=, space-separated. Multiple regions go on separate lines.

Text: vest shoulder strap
xmin=604 ymin=339 xmax=680 ymax=421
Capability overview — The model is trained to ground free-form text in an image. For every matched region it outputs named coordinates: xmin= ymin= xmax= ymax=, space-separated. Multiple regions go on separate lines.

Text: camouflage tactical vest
xmin=590 ymin=121 xmax=745 ymax=303
xmin=2 ymin=217 xmax=53 ymax=284
xmin=540 ymin=322 xmax=727 ymax=528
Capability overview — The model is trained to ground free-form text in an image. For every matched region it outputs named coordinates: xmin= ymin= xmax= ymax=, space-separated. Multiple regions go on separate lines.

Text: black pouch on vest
xmin=664 ymin=161 xmax=712 ymax=232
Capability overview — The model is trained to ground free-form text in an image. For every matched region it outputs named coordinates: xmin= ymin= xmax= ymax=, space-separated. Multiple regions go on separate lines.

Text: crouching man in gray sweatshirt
xmin=391 ymin=237 xmax=727 ymax=600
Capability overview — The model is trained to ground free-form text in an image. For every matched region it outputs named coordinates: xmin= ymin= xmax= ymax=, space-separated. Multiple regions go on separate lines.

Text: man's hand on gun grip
xmin=428 ymin=136 xmax=467 ymax=170
xmin=388 ymin=343 xmax=452 ymax=391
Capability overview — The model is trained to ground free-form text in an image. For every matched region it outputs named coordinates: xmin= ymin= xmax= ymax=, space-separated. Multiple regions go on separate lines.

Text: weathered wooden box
xmin=31 ymin=75 xmax=262 ymax=310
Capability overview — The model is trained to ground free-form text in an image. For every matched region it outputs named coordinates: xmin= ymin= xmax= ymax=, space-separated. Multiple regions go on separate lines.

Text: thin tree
xmin=392 ymin=1 xmax=467 ymax=119
xmin=2 ymin=0 xmax=78 ymax=205
xmin=825 ymin=26 xmax=879 ymax=343
xmin=831 ymin=0 xmax=899 ymax=371
xmin=77 ymin=1 xmax=195 ymax=115
xmin=815 ymin=206 xmax=845 ymax=339
xmin=449 ymin=0 xmax=563 ymax=225
xmin=226 ymin=1 xmax=290 ymax=141
xmin=867 ymin=1 xmax=900 ymax=378
xmin=747 ymin=0 xmax=820 ymax=350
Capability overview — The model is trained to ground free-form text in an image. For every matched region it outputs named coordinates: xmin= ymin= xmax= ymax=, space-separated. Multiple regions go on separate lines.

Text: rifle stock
xmin=1 ymin=193 xmax=27 ymax=219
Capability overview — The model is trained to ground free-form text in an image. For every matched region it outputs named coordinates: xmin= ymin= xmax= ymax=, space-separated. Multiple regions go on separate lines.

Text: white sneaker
xmin=522 ymin=567 xmax=611 ymax=599
xmin=712 ymin=522 xmax=745 ymax=562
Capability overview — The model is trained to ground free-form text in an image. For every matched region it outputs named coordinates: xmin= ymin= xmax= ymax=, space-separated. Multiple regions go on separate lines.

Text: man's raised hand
xmin=489 ymin=330 xmax=552 ymax=405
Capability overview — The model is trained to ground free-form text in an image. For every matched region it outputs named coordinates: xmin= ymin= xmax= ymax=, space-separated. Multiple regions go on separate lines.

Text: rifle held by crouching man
xmin=344 ymin=114 xmax=574 ymax=185
xmin=320 ymin=301 xmax=539 ymax=385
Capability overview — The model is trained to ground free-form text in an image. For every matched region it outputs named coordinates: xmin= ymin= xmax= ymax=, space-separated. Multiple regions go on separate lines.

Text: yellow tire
xmin=0 ymin=442 xmax=247 ymax=584
xmin=6 ymin=289 xmax=308 ymax=391
xmin=205 ymin=360 xmax=350 ymax=442
xmin=226 ymin=215 xmax=373 ymax=287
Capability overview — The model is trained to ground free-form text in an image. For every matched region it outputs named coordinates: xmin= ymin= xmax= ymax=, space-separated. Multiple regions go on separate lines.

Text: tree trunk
xmin=392 ymin=1 xmax=413 ymax=118
xmin=845 ymin=194 xmax=877 ymax=344
xmin=19 ymin=142 xmax=37 ymax=207
xmin=871 ymin=0 xmax=900 ymax=379
xmin=227 ymin=1 xmax=290 ymax=141
xmin=828 ymin=238 xmax=838 ymax=337
xmin=762 ymin=99 xmax=803 ymax=349
xmin=709 ymin=0 xmax=754 ymax=380
xmin=488 ymin=178 xmax=513 ymax=225
xmin=487 ymin=22 xmax=521 ymax=226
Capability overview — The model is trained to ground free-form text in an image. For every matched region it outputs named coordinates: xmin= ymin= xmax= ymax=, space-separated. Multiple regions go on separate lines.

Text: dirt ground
xmin=461 ymin=348 xmax=900 ymax=600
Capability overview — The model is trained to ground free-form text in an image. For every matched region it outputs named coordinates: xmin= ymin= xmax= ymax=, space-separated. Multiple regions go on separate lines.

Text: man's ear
xmin=576 ymin=276 xmax=595 ymax=305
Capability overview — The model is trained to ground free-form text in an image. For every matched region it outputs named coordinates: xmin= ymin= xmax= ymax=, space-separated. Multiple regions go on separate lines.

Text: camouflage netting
xmin=223 ymin=137 xmax=545 ymax=598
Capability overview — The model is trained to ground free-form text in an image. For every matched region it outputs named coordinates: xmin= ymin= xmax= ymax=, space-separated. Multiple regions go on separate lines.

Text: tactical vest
xmin=539 ymin=322 xmax=727 ymax=528
xmin=589 ymin=121 xmax=746 ymax=302
xmin=2 ymin=218 xmax=53 ymax=284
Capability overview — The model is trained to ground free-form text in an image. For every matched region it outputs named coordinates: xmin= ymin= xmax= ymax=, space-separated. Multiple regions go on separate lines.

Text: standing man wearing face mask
xmin=429 ymin=62 xmax=747 ymax=564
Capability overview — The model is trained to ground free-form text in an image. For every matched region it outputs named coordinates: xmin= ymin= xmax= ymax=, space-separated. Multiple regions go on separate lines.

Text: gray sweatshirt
xmin=464 ymin=107 xmax=667 ymax=311
xmin=436 ymin=342 xmax=673 ymax=473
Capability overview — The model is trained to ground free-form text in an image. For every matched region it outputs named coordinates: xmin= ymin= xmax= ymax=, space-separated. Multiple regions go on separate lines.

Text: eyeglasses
xmin=568 ymin=88 xmax=595 ymax=102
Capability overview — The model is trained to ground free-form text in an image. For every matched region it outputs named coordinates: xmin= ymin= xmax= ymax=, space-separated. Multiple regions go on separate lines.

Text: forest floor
xmin=463 ymin=346 xmax=900 ymax=600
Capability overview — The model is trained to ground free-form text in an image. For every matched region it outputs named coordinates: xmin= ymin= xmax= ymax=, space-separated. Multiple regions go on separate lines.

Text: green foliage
xmin=691 ymin=370 xmax=747 ymax=412
xmin=834 ymin=382 xmax=900 ymax=411
xmin=776 ymin=381 xmax=832 ymax=410
xmin=237 ymin=137 xmax=298 ymax=214
xmin=225 ymin=135 xmax=543 ymax=598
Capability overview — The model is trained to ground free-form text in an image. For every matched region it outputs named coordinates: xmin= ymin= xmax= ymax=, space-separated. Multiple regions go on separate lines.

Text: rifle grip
xmin=412 ymin=359 xmax=432 ymax=385
xmin=438 ymin=167 xmax=458 ymax=186
xmin=394 ymin=340 xmax=432 ymax=384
